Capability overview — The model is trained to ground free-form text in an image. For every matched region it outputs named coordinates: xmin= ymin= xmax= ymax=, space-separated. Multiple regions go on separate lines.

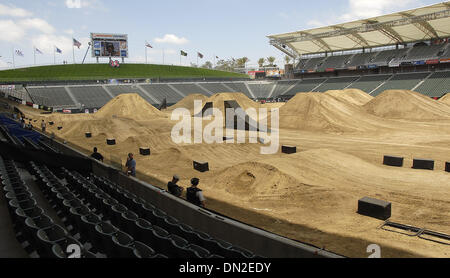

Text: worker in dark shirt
xmin=125 ymin=153 xmax=136 ymax=177
xmin=186 ymin=178 xmax=205 ymax=208
xmin=167 ymin=175 xmax=183 ymax=197
xmin=90 ymin=147 xmax=104 ymax=162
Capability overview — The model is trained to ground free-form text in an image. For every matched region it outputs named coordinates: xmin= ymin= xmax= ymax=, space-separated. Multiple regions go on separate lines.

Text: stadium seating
xmin=283 ymin=78 xmax=327 ymax=96
xmin=317 ymin=55 xmax=353 ymax=71
xmin=27 ymin=87 xmax=76 ymax=107
xmin=271 ymin=80 xmax=299 ymax=97
xmin=247 ymin=82 xmax=275 ymax=99
xmin=315 ymin=76 xmax=359 ymax=92
xmin=69 ymin=86 xmax=112 ymax=109
xmin=222 ymin=82 xmax=253 ymax=98
xmin=347 ymin=75 xmax=391 ymax=93
xmin=197 ymin=83 xmax=233 ymax=94
xmin=371 ymin=72 xmax=430 ymax=96
xmin=170 ymin=83 xmax=210 ymax=96
xmin=139 ymin=84 xmax=183 ymax=105
xmin=405 ymin=45 xmax=443 ymax=61
xmin=347 ymin=52 xmax=377 ymax=67
xmin=415 ymin=71 xmax=450 ymax=97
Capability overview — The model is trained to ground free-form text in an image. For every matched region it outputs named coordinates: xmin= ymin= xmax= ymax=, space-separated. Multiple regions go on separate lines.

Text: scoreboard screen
xmin=91 ymin=33 xmax=128 ymax=58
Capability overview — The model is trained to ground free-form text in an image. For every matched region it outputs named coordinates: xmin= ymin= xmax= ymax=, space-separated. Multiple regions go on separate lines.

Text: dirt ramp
xmin=364 ymin=90 xmax=450 ymax=120
xmin=208 ymin=161 xmax=308 ymax=199
xmin=279 ymin=92 xmax=389 ymax=133
xmin=207 ymin=92 xmax=260 ymax=111
xmin=95 ymin=93 xmax=165 ymax=120
xmin=439 ymin=93 xmax=450 ymax=105
xmin=167 ymin=94 xmax=209 ymax=113
xmin=325 ymin=89 xmax=373 ymax=106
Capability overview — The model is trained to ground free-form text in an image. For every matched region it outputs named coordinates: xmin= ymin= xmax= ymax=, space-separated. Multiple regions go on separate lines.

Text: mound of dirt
xmin=206 ymin=92 xmax=260 ymax=112
xmin=207 ymin=161 xmax=308 ymax=199
xmin=95 ymin=93 xmax=165 ymax=120
xmin=439 ymin=93 xmax=450 ymax=105
xmin=364 ymin=90 xmax=450 ymax=120
xmin=325 ymin=89 xmax=373 ymax=106
xmin=279 ymin=92 xmax=389 ymax=133
xmin=167 ymin=94 xmax=209 ymax=113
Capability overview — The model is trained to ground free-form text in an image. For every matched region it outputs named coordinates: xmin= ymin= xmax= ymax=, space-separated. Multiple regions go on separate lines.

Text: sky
xmin=0 ymin=0 xmax=444 ymax=69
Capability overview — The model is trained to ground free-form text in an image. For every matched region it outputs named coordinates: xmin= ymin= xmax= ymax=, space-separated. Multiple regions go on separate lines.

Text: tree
xmin=202 ymin=61 xmax=213 ymax=69
xmin=284 ymin=55 xmax=291 ymax=65
xmin=258 ymin=58 xmax=265 ymax=68
xmin=242 ymin=57 xmax=249 ymax=68
xmin=267 ymin=56 xmax=276 ymax=66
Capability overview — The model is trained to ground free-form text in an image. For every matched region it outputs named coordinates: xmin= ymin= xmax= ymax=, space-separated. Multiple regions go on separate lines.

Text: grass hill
xmin=0 ymin=64 xmax=248 ymax=82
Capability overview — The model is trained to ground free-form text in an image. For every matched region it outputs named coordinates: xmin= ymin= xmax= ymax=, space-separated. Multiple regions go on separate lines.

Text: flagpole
xmin=33 ymin=46 xmax=36 ymax=65
xmin=72 ymin=38 xmax=75 ymax=64
xmin=145 ymin=44 xmax=147 ymax=64
xmin=54 ymin=46 xmax=56 ymax=65
xmin=12 ymin=48 xmax=15 ymax=69
xmin=162 ymin=49 xmax=165 ymax=65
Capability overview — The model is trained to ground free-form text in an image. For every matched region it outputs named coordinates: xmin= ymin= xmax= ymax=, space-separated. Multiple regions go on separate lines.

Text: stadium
xmin=0 ymin=1 xmax=450 ymax=261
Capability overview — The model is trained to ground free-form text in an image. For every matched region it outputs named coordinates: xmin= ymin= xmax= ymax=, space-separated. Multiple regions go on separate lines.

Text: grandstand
xmin=0 ymin=113 xmax=339 ymax=258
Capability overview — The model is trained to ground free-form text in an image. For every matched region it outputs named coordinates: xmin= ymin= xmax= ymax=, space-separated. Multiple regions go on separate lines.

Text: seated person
xmin=167 ymin=175 xmax=183 ymax=197
xmin=90 ymin=147 xmax=104 ymax=162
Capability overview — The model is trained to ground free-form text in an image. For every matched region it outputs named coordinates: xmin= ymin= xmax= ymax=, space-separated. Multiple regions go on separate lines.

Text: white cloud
xmin=0 ymin=20 xmax=27 ymax=42
xmin=19 ymin=18 xmax=55 ymax=34
xmin=154 ymin=34 xmax=189 ymax=45
xmin=0 ymin=4 xmax=33 ymax=17
xmin=64 ymin=29 xmax=75 ymax=35
xmin=65 ymin=0 xmax=83 ymax=8
xmin=31 ymin=34 xmax=73 ymax=54
xmin=340 ymin=0 xmax=417 ymax=22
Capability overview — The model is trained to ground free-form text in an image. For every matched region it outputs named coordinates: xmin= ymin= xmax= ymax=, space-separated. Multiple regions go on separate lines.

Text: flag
xmin=216 ymin=56 xmax=219 ymax=59
xmin=73 ymin=38 xmax=82 ymax=49
xmin=145 ymin=41 xmax=153 ymax=48
xmin=197 ymin=52 xmax=204 ymax=59
xmin=15 ymin=50 xmax=24 ymax=57
xmin=55 ymin=47 xmax=62 ymax=54
xmin=180 ymin=50 xmax=188 ymax=57
xmin=35 ymin=48 xmax=43 ymax=54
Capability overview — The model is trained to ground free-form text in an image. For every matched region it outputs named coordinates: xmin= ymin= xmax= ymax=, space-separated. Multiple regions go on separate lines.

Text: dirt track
xmin=20 ymin=91 xmax=450 ymax=258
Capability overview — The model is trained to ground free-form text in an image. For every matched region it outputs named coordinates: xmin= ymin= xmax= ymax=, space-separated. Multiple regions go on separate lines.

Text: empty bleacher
xmin=371 ymin=49 xmax=408 ymax=65
xmin=247 ymin=82 xmax=275 ymax=99
xmin=106 ymin=85 xmax=140 ymax=97
xmin=271 ymin=80 xmax=299 ymax=97
xmin=347 ymin=75 xmax=391 ymax=93
xmin=222 ymin=82 xmax=253 ymax=98
xmin=69 ymin=86 xmax=112 ymax=109
xmin=139 ymin=84 xmax=183 ymax=105
xmin=198 ymin=83 xmax=234 ymax=94
xmin=347 ymin=52 xmax=377 ymax=67
xmin=170 ymin=83 xmax=210 ymax=96
xmin=415 ymin=71 xmax=450 ymax=97
xmin=405 ymin=45 xmax=443 ymax=61
xmin=371 ymin=72 xmax=430 ymax=96
xmin=315 ymin=76 xmax=359 ymax=92
xmin=283 ymin=78 xmax=327 ymax=96
xmin=317 ymin=55 xmax=353 ymax=71
xmin=27 ymin=87 xmax=76 ymax=108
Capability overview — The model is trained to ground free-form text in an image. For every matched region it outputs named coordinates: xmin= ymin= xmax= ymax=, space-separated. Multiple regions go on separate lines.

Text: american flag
xmin=55 ymin=47 xmax=62 ymax=54
xmin=145 ymin=41 xmax=153 ymax=48
xmin=197 ymin=52 xmax=204 ymax=59
xmin=15 ymin=50 xmax=24 ymax=57
xmin=35 ymin=48 xmax=43 ymax=54
xmin=73 ymin=38 xmax=82 ymax=49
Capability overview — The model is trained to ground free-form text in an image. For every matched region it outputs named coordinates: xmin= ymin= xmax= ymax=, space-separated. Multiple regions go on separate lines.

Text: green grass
xmin=0 ymin=64 xmax=248 ymax=81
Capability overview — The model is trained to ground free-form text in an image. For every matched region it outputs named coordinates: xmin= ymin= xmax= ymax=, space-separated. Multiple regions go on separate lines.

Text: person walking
xmin=41 ymin=120 xmax=46 ymax=133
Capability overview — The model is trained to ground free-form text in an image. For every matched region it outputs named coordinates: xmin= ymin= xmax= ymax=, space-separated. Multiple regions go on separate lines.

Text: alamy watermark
xmin=170 ymin=100 xmax=280 ymax=155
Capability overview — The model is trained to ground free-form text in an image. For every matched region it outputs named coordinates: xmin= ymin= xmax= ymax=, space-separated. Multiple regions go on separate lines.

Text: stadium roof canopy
xmin=268 ymin=2 xmax=450 ymax=57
